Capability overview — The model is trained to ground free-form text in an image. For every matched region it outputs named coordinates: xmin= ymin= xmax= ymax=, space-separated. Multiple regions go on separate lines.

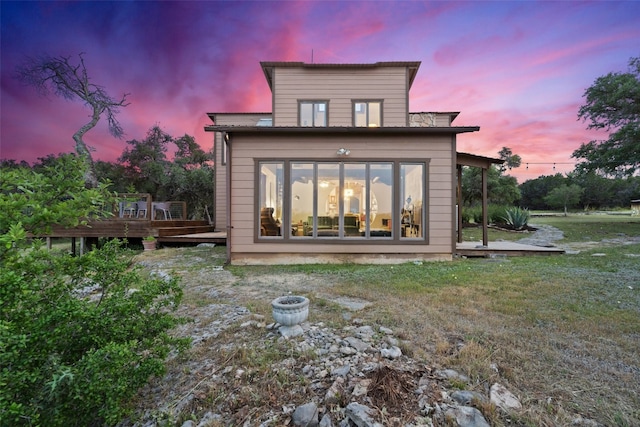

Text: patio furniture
xmin=153 ymin=202 xmax=172 ymax=220
xmin=119 ymin=201 xmax=137 ymax=218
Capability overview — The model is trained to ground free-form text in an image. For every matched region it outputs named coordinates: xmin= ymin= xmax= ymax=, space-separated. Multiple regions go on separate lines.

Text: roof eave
xmin=204 ymin=125 xmax=479 ymax=134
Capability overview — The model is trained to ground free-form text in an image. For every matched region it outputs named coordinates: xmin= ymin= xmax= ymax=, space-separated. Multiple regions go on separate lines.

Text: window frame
xmin=298 ymin=100 xmax=329 ymax=127
xmin=256 ymin=159 xmax=428 ymax=244
xmin=352 ymin=100 xmax=383 ymax=127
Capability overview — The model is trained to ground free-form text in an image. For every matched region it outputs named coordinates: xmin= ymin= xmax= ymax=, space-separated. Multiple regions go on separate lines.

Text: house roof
xmin=457 ymin=152 xmax=504 ymax=168
xmin=260 ymin=61 xmax=422 ymax=91
xmin=204 ymin=125 xmax=479 ymax=135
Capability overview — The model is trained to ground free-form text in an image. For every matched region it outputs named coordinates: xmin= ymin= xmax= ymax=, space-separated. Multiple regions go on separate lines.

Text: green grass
xmin=133 ymin=214 xmax=640 ymax=426
xmin=531 ymin=213 xmax=640 ymax=242
xmin=215 ymin=215 xmax=640 ymax=426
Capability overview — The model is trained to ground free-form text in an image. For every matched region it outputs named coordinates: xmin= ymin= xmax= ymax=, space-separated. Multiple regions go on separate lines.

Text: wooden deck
xmin=158 ymin=231 xmax=227 ymax=244
xmin=40 ymin=218 xmax=215 ymax=240
xmin=456 ymin=241 xmax=565 ymax=257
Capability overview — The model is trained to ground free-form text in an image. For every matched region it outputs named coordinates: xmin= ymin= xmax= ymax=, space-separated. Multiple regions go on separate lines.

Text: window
xmin=259 ymin=160 xmax=426 ymax=241
xmin=399 ymin=163 xmax=424 ymax=239
xmin=258 ymin=162 xmax=284 ymax=237
xmin=299 ymin=101 xmax=327 ymax=127
xmin=354 ymin=101 xmax=382 ymax=127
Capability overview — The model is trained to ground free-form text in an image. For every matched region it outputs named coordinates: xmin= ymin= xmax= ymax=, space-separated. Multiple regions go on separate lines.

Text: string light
xmin=524 ymin=162 xmax=573 ymax=170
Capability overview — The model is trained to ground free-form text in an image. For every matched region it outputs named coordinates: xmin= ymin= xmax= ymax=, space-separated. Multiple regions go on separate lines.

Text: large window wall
xmin=258 ymin=160 xmax=426 ymax=241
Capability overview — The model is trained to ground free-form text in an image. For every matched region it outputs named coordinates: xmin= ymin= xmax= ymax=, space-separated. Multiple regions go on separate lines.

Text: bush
xmin=464 ymin=205 xmax=509 ymax=225
xmin=0 ymin=240 xmax=189 ymax=426
xmin=0 ymin=154 xmax=189 ymax=426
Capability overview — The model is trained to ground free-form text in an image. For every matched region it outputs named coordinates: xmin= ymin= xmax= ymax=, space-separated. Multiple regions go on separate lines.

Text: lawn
xmin=228 ymin=214 xmax=639 ymax=426
xmin=134 ymin=214 xmax=640 ymax=426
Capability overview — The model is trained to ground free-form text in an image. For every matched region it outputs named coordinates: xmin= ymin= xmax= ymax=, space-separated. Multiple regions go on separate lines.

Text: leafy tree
xmin=462 ymin=165 xmax=521 ymax=206
xmin=544 ymin=184 xmax=584 ymax=216
xmin=498 ymin=146 xmax=522 ymax=173
xmin=519 ymin=173 xmax=568 ymax=210
xmin=116 ymin=126 xmax=214 ymax=219
xmin=15 ymin=53 xmax=130 ymax=185
xmin=0 ymin=154 xmax=188 ymax=425
xmin=0 ymin=153 xmax=112 ymax=237
xmin=573 ymin=56 xmax=640 ymax=177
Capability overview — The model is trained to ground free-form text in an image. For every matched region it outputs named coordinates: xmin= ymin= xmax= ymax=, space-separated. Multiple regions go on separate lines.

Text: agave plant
xmin=502 ymin=207 xmax=530 ymax=230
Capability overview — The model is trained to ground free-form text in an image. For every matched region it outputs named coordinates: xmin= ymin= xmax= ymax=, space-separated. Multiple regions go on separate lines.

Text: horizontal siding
xmin=228 ymin=133 xmax=456 ymax=259
xmin=211 ymin=114 xmax=271 ymax=231
xmin=273 ymin=67 xmax=408 ymax=127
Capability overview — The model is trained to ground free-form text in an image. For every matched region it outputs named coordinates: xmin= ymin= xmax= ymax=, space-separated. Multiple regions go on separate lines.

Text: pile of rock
xmin=261 ymin=320 xmax=521 ymax=427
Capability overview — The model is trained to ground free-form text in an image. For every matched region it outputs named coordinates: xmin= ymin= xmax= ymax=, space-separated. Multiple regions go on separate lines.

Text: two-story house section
xmin=206 ymin=61 xmax=484 ymax=265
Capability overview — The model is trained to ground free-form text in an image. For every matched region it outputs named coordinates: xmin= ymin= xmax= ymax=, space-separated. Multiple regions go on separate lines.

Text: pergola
xmin=456 ymin=152 xmax=505 ymax=247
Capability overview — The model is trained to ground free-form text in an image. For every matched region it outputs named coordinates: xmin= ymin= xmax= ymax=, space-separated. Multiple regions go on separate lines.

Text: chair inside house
xmin=119 ymin=201 xmax=137 ymax=218
xmin=260 ymin=207 xmax=281 ymax=236
xmin=153 ymin=202 xmax=172 ymax=220
xmin=136 ymin=201 xmax=148 ymax=219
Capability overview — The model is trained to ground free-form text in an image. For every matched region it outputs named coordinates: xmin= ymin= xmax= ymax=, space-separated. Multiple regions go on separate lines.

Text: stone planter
xmin=272 ymin=295 xmax=309 ymax=326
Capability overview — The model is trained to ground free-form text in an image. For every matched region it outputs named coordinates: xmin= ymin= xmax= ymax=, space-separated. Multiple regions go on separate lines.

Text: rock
xmin=344 ymin=336 xmax=369 ymax=352
xmin=319 ymin=413 xmax=334 ymax=427
xmin=444 ymin=405 xmax=490 ymax=427
xmin=181 ymin=421 xmax=195 ymax=427
xmin=380 ymin=346 xmax=402 ymax=359
xmin=345 ymin=402 xmax=383 ymax=427
xmin=324 ymin=377 xmax=345 ymax=405
xmin=292 ymin=402 xmax=319 ymax=427
xmin=197 ymin=243 xmax=216 ymax=248
xmin=571 ymin=415 xmax=602 ymax=426
xmin=332 ymin=364 xmax=350 ymax=377
xmin=451 ymin=390 xmax=487 ymax=406
xmin=339 ymin=346 xmax=357 ymax=355
xmin=490 ymin=383 xmax=522 ymax=411
xmin=354 ymin=325 xmax=375 ymax=339
xmin=436 ymin=369 xmax=469 ymax=384
xmin=196 ymin=412 xmax=221 ymax=427
xmin=352 ymin=378 xmax=371 ymax=396
xmin=379 ymin=326 xmax=393 ymax=335
xmin=279 ymin=324 xmax=304 ymax=338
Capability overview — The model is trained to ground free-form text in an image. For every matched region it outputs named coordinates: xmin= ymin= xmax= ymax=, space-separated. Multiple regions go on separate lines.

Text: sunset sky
xmin=1 ymin=1 xmax=638 ymax=182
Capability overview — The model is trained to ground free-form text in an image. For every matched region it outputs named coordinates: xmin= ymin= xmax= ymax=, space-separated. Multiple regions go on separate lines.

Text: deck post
xmin=482 ymin=167 xmax=488 ymax=247
xmin=457 ymin=165 xmax=463 ymax=243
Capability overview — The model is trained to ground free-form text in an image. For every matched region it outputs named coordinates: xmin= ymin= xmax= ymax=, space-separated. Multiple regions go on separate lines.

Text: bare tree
xmin=15 ymin=53 xmax=130 ymax=184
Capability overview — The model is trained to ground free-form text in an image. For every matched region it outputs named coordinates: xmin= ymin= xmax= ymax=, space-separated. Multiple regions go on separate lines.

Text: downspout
xmin=225 ymin=133 xmax=232 ymax=265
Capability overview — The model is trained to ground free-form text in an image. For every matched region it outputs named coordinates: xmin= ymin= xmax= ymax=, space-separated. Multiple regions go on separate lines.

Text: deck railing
xmin=114 ymin=193 xmax=186 ymax=220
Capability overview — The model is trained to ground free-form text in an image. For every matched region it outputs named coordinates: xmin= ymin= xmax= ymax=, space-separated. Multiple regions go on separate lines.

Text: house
xmin=205 ymin=61 xmax=499 ymax=265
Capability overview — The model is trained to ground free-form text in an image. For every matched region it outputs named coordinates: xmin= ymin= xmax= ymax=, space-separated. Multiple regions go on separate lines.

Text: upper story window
xmin=299 ymin=101 xmax=327 ymax=127
xmin=354 ymin=100 xmax=382 ymax=127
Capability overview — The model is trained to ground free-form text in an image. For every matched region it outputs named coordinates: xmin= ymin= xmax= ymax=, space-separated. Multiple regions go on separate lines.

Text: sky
xmin=1 ymin=1 xmax=639 ymax=183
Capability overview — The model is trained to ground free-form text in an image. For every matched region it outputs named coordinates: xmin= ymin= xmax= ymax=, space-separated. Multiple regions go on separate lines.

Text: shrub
xmin=0 ymin=239 xmax=189 ymax=426
xmin=501 ymin=207 xmax=531 ymax=230
xmin=0 ymin=154 xmax=189 ymax=426
xmin=465 ymin=205 xmax=509 ymax=225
